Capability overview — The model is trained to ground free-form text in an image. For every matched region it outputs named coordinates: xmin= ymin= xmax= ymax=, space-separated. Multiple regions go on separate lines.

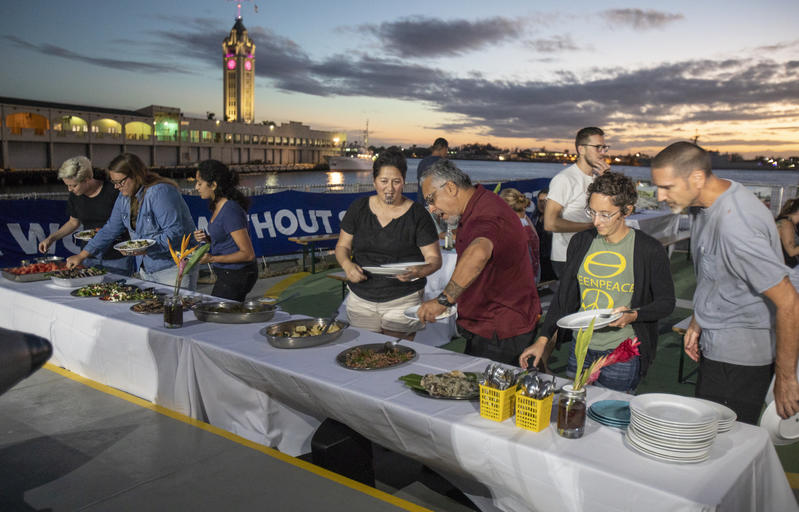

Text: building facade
xmin=0 ymin=97 xmax=344 ymax=170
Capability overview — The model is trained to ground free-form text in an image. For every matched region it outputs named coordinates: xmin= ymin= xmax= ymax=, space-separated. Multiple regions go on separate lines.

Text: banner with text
xmin=0 ymin=178 xmax=550 ymax=268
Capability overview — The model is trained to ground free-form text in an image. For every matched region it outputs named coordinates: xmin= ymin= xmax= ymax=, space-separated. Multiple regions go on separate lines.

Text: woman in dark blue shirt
xmin=193 ymin=160 xmax=257 ymax=301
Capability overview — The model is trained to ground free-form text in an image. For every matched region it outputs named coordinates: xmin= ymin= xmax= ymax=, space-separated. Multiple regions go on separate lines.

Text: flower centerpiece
xmin=557 ymin=317 xmax=642 ymax=438
xmin=167 ymin=234 xmax=209 ymax=297
xmin=163 ymin=234 xmax=209 ymax=328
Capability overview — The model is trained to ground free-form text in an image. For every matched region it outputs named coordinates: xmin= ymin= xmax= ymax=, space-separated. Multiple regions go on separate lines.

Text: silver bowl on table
xmin=192 ymin=299 xmax=278 ymax=324
xmin=262 ymin=318 xmax=349 ymax=349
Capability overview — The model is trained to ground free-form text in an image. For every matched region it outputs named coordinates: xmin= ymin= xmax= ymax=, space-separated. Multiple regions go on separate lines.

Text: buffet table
xmin=626 ymin=209 xmax=680 ymax=242
xmin=0 ymin=276 xmax=796 ymax=512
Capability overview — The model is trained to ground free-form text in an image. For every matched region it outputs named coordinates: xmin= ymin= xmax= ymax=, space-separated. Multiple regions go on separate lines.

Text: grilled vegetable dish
xmin=344 ymin=346 xmax=413 ymax=369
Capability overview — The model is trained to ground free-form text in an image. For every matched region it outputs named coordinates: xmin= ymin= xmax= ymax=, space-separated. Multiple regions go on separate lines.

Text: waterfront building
xmin=0 ymin=97 xmax=343 ymax=171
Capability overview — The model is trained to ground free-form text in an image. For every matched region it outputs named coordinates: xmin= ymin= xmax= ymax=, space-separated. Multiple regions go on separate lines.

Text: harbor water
xmin=4 ymin=159 xmax=799 ymax=197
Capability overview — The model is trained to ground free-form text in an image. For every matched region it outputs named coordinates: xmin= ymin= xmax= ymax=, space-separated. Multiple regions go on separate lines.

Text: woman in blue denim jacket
xmin=66 ymin=153 xmax=198 ymax=290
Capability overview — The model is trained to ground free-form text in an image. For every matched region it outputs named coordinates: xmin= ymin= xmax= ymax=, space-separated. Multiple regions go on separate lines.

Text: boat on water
xmin=328 ymin=153 xmax=374 ymax=171
xmin=328 ymin=120 xmax=373 ymax=171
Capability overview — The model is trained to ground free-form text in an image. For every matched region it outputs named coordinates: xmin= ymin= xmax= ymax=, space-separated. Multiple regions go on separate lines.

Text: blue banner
xmin=0 ymin=178 xmax=550 ymax=268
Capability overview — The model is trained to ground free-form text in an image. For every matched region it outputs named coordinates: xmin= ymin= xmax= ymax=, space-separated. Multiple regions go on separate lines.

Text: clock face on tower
xmin=227 ymin=59 xmax=236 ymax=70
xmin=245 ymin=60 xmax=252 ymax=71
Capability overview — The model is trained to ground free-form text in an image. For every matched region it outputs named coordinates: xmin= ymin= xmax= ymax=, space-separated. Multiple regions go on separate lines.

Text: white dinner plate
xmin=631 ymin=393 xmax=720 ymax=426
xmin=759 ymin=401 xmax=799 ymax=446
xmin=404 ymin=305 xmax=455 ymax=321
xmin=380 ymin=261 xmax=425 ymax=269
xmin=362 ymin=266 xmax=408 ymax=275
xmin=556 ymin=309 xmax=621 ymax=330
xmin=694 ymin=398 xmax=737 ymax=431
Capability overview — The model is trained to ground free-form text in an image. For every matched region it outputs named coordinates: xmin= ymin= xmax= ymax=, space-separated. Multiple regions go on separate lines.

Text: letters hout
xmin=202 ymin=209 xmax=343 ymax=239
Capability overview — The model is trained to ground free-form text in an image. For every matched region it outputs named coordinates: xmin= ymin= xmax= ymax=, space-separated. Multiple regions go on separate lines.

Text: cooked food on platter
xmin=6 ymin=261 xmax=65 ymax=275
xmin=71 ymin=282 xmax=136 ymax=297
xmin=262 ymin=318 xmax=349 ymax=349
xmin=399 ymin=371 xmax=481 ymax=399
xmin=49 ymin=267 xmax=108 ymax=288
xmin=280 ymin=323 xmax=341 ymax=337
xmin=99 ymin=288 xmax=162 ymax=302
xmin=336 ymin=343 xmax=417 ymax=371
xmin=49 ymin=267 xmax=107 ymax=279
xmin=131 ymin=295 xmax=200 ymax=314
xmin=114 ymin=239 xmax=155 ymax=255
xmin=2 ymin=260 xmax=67 ymax=282
xmin=74 ymin=228 xmax=100 ymax=241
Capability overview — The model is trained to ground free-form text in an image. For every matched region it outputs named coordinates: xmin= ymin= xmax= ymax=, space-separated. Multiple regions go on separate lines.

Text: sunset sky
xmin=1 ymin=0 xmax=798 ymax=157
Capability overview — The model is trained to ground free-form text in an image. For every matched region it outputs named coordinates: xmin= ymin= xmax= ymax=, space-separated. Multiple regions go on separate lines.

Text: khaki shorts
xmin=346 ymin=289 xmax=423 ymax=333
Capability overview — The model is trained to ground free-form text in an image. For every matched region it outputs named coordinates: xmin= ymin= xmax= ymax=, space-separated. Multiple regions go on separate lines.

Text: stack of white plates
xmin=625 ymin=394 xmax=720 ymax=463
xmin=695 ymin=399 xmax=737 ymax=433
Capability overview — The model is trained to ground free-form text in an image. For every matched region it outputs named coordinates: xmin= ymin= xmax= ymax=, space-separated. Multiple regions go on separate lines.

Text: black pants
xmin=211 ymin=261 xmax=258 ymax=302
xmin=695 ymin=356 xmax=774 ymax=425
xmin=461 ymin=328 xmax=535 ymax=366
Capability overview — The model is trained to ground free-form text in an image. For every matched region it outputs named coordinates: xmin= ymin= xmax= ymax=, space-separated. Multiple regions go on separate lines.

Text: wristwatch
xmin=436 ymin=292 xmax=455 ymax=307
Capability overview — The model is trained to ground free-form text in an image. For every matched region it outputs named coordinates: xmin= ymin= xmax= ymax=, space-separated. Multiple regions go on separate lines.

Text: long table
xmin=1 ymin=277 xmax=796 ymax=512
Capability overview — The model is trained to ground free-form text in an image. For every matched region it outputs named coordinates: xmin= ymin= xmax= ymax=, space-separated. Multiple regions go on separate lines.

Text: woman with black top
xmin=335 ymin=149 xmax=442 ymax=337
xmin=775 ymin=198 xmax=799 ymax=268
xmin=38 ymin=156 xmax=131 ymax=275
xmin=192 ymin=160 xmax=257 ymax=301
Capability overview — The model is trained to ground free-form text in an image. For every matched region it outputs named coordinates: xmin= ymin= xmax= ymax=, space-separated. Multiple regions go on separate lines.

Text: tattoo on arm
xmin=443 ymin=276 xmax=478 ymax=301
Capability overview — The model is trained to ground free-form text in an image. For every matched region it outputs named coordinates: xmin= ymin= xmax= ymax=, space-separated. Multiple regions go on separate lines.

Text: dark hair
xmin=587 ymin=171 xmax=637 ymax=213
xmin=537 ymin=188 xmax=549 ymax=197
xmin=197 ymin=159 xmax=250 ymax=212
xmin=372 ymin=148 xmax=407 ymax=179
xmin=108 ymin=153 xmax=177 ymax=191
xmin=575 ymin=127 xmax=604 ymax=150
xmin=432 ymin=137 xmax=448 ymax=150
xmin=651 ymin=141 xmax=712 ymax=178
xmin=777 ymin=197 xmax=799 ymax=219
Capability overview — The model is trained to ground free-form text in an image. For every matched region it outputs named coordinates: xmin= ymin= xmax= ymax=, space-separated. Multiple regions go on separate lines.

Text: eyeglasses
xmin=110 ymin=176 xmax=129 ymax=187
xmin=424 ymin=182 xmax=448 ymax=207
xmin=585 ymin=207 xmax=622 ymax=221
xmin=581 ymin=144 xmax=610 ymax=152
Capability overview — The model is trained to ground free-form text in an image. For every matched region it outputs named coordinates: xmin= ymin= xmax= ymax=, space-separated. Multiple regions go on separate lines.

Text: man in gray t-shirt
xmin=651 ymin=142 xmax=799 ymax=424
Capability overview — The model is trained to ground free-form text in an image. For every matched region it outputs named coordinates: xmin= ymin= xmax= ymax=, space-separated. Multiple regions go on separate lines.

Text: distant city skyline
xmin=1 ymin=0 xmax=798 ymax=158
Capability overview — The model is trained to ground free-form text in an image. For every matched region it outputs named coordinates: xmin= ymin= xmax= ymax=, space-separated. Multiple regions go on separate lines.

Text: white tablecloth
xmin=1 ymin=276 xmax=796 ymax=512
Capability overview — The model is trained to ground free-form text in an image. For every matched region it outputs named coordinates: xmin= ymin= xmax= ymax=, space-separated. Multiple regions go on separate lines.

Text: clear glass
xmin=163 ymin=295 xmax=184 ymax=328
xmin=557 ymin=384 xmax=586 ymax=439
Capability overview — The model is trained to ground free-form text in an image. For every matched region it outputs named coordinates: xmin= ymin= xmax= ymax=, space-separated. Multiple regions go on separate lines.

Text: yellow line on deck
xmin=787 ymin=472 xmax=799 ymax=490
xmin=43 ymin=363 xmax=432 ymax=512
xmin=263 ymin=271 xmax=309 ymax=298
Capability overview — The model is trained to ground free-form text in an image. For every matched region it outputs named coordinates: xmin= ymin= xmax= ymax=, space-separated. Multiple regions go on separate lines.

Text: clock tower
xmin=222 ymin=15 xmax=255 ymax=123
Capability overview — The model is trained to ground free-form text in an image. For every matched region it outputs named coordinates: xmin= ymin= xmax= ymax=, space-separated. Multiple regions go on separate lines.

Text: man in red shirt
xmin=417 ymin=160 xmax=541 ymax=364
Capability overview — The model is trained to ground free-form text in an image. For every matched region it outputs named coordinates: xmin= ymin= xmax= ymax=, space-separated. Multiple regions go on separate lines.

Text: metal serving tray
xmin=261 ymin=318 xmax=349 ymax=349
xmin=192 ymin=300 xmax=278 ymax=324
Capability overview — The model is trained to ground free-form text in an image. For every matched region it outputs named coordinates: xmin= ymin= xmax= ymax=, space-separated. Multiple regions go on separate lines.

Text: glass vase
xmin=557 ymin=384 xmax=586 ymax=439
xmin=163 ymin=295 xmax=184 ymax=328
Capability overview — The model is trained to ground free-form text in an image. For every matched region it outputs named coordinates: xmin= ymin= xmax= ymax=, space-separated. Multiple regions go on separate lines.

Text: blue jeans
xmin=567 ymin=343 xmax=640 ymax=393
xmin=139 ymin=265 xmax=198 ymax=291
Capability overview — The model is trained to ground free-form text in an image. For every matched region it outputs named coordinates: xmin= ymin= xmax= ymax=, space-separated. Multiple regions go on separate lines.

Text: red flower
xmin=605 ymin=337 xmax=640 ymax=366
